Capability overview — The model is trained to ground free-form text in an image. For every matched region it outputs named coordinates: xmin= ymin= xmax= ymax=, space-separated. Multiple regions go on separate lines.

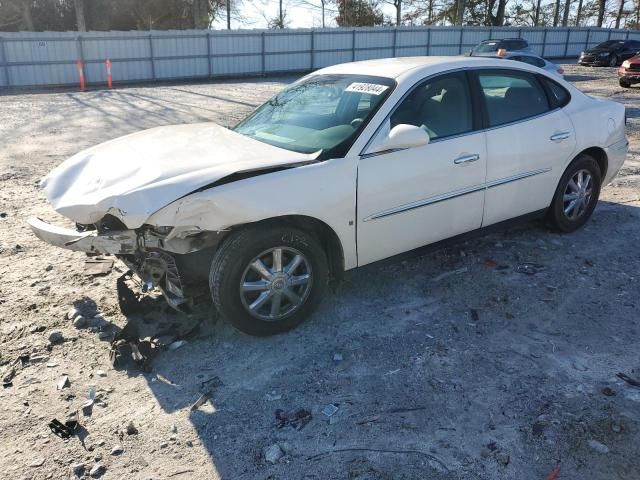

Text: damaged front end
xmin=28 ymin=215 xmax=224 ymax=312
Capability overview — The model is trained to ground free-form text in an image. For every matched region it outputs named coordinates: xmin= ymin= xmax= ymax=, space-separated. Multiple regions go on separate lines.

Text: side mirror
xmin=369 ymin=124 xmax=430 ymax=154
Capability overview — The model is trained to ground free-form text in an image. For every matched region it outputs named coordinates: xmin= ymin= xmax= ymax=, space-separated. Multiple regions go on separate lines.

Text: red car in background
xmin=618 ymin=55 xmax=640 ymax=87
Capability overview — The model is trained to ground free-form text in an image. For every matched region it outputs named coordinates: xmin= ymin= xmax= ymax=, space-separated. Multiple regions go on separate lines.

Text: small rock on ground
xmin=48 ymin=331 xmax=64 ymax=345
xmin=71 ymin=463 xmax=85 ymax=477
xmin=126 ymin=421 xmax=138 ymax=435
xmin=89 ymin=463 xmax=106 ymax=478
xmin=589 ymin=439 xmax=610 ymax=454
xmin=264 ymin=444 xmax=283 ymax=464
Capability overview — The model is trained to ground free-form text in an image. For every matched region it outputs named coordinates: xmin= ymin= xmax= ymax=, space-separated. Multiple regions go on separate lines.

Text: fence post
xmin=261 ymin=32 xmax=266 ymax=75
xmin=585 ymin=28 xmax=591 ymax=50
xmin=607 ymin=29 xmax=612 ymax=41
xmin=626 ymin=30 xmax=630 ymax=40
xmin=541 ymin=28 xmax=547 ymax=57
xmin=352 ymin=29 xmax=356 ymax=61
xmin=310 ymin=30 xmax=315 ymax=70
xmin=149 ymin=33 xmax=156 ymax=80
xmin=426 ymin=28 xmax=431 ymax=56
xmin=206 ymin=31 xmax=212 ymax=78
xmin=458 ymin=28 xmax=464 ymax=54
xmin=392 ymin=27 xmax=397 ymax=57
xmin=0 ymin=36 xmax=9 ymax=88
xmin=563 ymin=28 xmax=570 ymax=57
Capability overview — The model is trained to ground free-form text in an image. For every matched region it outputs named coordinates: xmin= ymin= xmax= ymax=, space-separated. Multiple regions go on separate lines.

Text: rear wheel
xmin=547 ymin=154 xmax=602 ymax=233
xmin=209 ymin=225 xmax=328 ymax=336
xmin=609 ymin=54 xmax=619 ymax=67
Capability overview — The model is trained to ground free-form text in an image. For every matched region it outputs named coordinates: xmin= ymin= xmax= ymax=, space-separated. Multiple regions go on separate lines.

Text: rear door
xmin=473 ymin=69 xmax=576 ymax=227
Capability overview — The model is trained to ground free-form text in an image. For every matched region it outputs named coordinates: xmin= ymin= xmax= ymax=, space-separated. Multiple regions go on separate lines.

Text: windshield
xmin=473 ymin=41 xmax=500 ymax=53
xmin=595 ymin=40 xmax=624 ymax=49
xmin=233 ymin=74 xmax=395 ymax=155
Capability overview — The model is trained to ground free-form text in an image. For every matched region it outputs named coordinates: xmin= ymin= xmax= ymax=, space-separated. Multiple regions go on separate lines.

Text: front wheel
xmin=209 ymin=225 xmax=328 ymax=336
xmin=609 ymin=54 xmax=619 ymax=67
xmin=620 ymin=79 xmax=631 ymax=88
xmin=547 ymin=154 xmax=602 ymax=233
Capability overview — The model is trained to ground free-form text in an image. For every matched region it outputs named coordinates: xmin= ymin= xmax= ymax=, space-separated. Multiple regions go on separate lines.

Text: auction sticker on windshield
xmin=345 ymin=83 xmax=389 ymax=95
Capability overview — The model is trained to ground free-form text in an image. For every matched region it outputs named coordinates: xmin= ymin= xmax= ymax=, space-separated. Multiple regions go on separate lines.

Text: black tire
xmin=620 ymin=79 xmax=631 ymax=88
xmin=547 ymin=154 xmax=602 ymax=233
xmin=609 ymin=54 xmax=619 ymax=67
xmin=209 ymin=225 xmax=328 ymax=336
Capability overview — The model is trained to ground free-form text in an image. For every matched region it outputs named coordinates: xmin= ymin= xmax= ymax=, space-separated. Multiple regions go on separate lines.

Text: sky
xmin=211 ymin=0 xmax=399 ymax=29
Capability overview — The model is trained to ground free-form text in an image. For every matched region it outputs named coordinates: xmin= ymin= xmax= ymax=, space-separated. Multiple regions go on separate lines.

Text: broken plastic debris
xmin=57 ymin=375 xmax=70 ymax=390
xmin=516 ymin=263 xmax=546 ymax=275
xmin=81 ymin=387 xmax=97 ymax=416
xmin=48 ymin=418 xmax=78 ymax=439
xmin=321 ymin=404 xmax=339 ymax=417
xmin=275 ymin=408 xmax=312 ymax=430
xmin=83 ymin=258 xmax=114 ymax=276
xmin=321 ymin=404 xmax=339 ymax=423
xmin=168 ymin=340 xmax=187 ymax=351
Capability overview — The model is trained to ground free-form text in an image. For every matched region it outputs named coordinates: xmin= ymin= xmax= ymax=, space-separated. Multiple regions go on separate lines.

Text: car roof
xmin=315 ymin=56 xmax=534 ymax=79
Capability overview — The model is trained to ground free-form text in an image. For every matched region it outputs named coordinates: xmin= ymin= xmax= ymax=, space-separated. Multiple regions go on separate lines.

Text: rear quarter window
xmin=540 ymin=77 xmax=571 ymax=108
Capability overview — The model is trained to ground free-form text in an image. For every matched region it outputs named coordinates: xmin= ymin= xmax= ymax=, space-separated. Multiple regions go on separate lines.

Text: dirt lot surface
xmin=1 ymin=63 xmax=639 ymax=480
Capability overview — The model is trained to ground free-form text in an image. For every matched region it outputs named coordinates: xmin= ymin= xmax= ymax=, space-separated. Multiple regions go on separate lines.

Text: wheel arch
xmin=228 ymin=215 xmax=346 ymax=283
xmin=576 ymin=147 xmax=608 ymax=180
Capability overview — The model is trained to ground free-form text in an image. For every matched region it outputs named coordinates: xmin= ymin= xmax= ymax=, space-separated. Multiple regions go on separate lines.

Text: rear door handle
xmin=550 ymin=132 xmax=571 ymax=141
xmin=454 ymin=154 xmax=480 ymax=165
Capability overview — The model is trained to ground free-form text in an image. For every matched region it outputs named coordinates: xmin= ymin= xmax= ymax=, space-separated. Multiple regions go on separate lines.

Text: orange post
xmin=105 ymin=59 xmax=112 ymax=89
xmin=76 ymin=60 xmax=85 ymax=92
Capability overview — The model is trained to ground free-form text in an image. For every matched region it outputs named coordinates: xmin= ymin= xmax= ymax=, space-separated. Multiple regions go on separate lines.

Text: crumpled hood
xmin=41 ymin=123 xmax=318 ymax=228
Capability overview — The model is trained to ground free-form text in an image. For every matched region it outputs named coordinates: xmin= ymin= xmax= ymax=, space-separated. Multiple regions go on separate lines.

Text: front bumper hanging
xmin=28 ymin=217 xmax=189 ymax=311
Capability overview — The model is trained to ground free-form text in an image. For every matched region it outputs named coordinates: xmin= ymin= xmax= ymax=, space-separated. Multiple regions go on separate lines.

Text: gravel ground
xmin=1 ymin=63 xmax=639 ymax=480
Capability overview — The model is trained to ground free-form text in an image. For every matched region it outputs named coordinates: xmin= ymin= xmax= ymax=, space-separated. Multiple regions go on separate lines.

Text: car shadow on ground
xmin=107 ymin=200 xmax=640 ymax=479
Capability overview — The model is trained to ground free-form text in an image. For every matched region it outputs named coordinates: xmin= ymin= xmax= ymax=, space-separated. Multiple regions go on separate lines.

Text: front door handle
xmin=454 ymin=154 xmax=480 ymax=165
xmin=550 ymin=131 xmax=572 ymax=141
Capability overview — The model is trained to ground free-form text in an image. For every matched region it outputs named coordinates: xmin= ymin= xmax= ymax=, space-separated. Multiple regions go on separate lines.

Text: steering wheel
xmin=350 ymin=118 xmax=364 ymax=128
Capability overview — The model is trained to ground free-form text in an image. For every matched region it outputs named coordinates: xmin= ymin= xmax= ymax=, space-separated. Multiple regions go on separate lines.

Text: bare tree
xmin=534 ymin=0 xmax=542 ymax=24
xmin=597 ymin=0 xmax=606 ymax=25
xmin=74 ymin=0 xmax=87 ymax=31
xmin=615 ymin=0 xmax=625 ymax=27
xmin=576 ymin=0 xmax=584 ymax=24
xmin=561 ymin=0 xmax=571 ymax=24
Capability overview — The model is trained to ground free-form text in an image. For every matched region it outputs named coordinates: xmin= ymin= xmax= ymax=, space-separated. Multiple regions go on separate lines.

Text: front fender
xmin=147 ymin=157 xmax=359 ymax=270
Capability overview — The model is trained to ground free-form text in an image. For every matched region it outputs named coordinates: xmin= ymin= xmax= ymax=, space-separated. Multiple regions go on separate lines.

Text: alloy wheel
xmin=563 ymin=169 xmax=593 ymax=220
xmin=239 ymin=246 xmax=313 ymax=321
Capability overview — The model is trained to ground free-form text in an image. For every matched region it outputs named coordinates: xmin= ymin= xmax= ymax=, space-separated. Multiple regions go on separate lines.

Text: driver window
xmin=390 ymin=73 xmax=473 ymax=141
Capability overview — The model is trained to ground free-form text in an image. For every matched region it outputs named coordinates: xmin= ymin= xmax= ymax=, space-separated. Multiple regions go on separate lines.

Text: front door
xmin=356 ymin=71 xmax=487 ymax=266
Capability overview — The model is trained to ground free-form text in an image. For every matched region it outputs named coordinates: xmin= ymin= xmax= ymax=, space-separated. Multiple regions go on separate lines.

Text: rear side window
xmin=540 ymin=77 xmax=571 ymax=108
xmin=512 ymin=55 xmax=545 ymax=68
xmin=477 ymin=70 xmax=549 ymax=127
xmin=504 ymin=40 xmax=527 ymax=50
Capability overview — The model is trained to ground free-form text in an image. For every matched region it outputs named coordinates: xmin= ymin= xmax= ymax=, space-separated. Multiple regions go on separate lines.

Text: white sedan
xmin=29 ymin=56 xmax=628 ymax=336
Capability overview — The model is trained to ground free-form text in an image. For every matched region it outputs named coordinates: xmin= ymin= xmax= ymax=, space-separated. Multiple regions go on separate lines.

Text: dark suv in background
xmin=579 ymin=40 xmax=640 ymax=67
xmin=468 ymin=38 xmax=530 ymax=57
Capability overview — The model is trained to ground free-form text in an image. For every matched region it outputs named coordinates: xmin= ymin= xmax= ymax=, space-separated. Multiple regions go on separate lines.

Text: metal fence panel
xmin=1 ymin=26 xmax=638 ymax=89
